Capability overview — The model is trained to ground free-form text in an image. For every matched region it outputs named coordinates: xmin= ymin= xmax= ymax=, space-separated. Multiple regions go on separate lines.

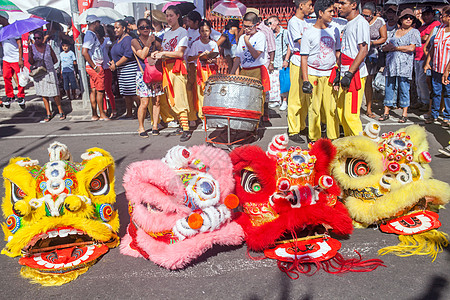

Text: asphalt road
xmin=0 ymin=106 xmax=449 ymax=300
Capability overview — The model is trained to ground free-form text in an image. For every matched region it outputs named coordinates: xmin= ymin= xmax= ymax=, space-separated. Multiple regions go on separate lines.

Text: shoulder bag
xmin=29 ymin=45 xmax=47 ymax=79
xmin=134 ymin=38 xmax=163 ymax=83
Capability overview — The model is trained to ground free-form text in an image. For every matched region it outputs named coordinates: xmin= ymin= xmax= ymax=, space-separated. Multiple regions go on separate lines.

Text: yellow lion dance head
xmin=1 ymin=142 xmax=119 ymax=286
xmin=331 ymin=123 xmax=449 ymax=260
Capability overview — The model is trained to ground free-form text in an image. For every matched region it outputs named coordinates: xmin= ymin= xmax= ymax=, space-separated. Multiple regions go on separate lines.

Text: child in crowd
xmin=230 ymin=12 xmax=269 ymax=108
xmin=187 ymin=20 xmax=219 ymax=124
xmin=60 ymin=41 xmax=79 ymax=100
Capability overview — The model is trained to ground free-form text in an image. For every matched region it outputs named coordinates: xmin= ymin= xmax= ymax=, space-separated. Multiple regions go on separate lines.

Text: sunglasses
xmin=138 ymin=25 xmax=151 ymax=30
xmin=243 ymin=24 xmax=256 ymax=29
xmin=362 ymin=14 xmax=373 ymax=18
xmin=34 ymin=36 xmax=42 ymax=40
xmin=402 ymin=15 xmax=414 ymax=20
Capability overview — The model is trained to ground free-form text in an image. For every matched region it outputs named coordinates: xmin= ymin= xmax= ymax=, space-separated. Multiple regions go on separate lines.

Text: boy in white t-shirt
xmin=188 ymin=20 xmax=219 ymax=121
xmin=286 ymin=0 xmax=313 ymax=143
xmin=337 ymin=0 xmax=370 ymax=136
xmin=231 ymin=12 xmax=269 ymax=106
xmin=301 ymin=0 xmax=341 ymax=142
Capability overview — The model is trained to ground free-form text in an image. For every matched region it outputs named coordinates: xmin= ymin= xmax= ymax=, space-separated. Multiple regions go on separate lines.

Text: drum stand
xmin=204 ymin=115 xmax=259 ymax=150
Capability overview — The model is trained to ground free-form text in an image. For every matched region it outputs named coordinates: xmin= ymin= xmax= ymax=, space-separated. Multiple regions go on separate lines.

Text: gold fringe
xmin=20 ymin=260 xmax=97 ymax=286
xmin=378 ymin=230 xmax=449 ymax=261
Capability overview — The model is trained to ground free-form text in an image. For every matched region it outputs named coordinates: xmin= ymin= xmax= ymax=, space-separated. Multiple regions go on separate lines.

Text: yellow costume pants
xmin=240 ymin=67 xmax=265 ymax=113
xmin=337 ymin=77 xmax=366 ymax=136
xmin=308 ymin=75 xmax=339 ymax=141
xmin=163 ymin=61 xmax=190 ymax=130
xmin=287 ymin=63 xmax=308 ymax=135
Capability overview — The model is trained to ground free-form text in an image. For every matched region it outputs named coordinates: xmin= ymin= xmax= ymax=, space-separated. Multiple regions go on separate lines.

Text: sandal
xmin=425 ymin=118 xmax=437 ymax=124
xmin=110 ymin=112 xmax=117 ymax=119
xmin=366 ymin=112 xmax=376 ymax=119
xmin=139 ymin=131 xmax=149 ymax=138
xmin=152 ymin=129 xmax=160 ymax=136
xmin=60 ymin=112 xmax=66 ymax=120
xmin=44 ymin=114 xmax=52 ymax=122
xmin=398 ymin=116 xmax=407 ymax=123
xmin=378 ymin=114 xmax=389 ymax=121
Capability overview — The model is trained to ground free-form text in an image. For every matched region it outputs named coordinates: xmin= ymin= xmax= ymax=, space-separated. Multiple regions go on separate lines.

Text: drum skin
xmin=203 ymin=74 xmax=264 ymax=131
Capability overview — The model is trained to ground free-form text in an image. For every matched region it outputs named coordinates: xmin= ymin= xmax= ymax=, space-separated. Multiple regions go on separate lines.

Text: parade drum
xmin=203 ymin=74 xmax=263 ymax=131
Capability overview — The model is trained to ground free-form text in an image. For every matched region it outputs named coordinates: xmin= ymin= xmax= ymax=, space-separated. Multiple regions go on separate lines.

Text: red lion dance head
xmin=230 ymin=135 xmax=384 ymax=277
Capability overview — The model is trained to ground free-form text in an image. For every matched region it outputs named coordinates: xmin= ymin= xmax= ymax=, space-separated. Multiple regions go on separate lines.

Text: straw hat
xmin=152 ymin=10 xmax=167 ymax=23
xmin=246 ymin=8 xmax=260 ymax=17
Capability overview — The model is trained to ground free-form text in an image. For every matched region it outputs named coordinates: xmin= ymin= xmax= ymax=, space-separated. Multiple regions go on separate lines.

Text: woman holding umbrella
xmin=152 ymin=6 xmax=191 ymax=142
xmin=28 ymin=30 xmax=65 ymax=122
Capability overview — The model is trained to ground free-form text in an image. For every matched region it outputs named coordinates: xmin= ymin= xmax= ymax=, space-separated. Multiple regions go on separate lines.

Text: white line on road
xmin=0 ymin=122 xmax=415 ymax=140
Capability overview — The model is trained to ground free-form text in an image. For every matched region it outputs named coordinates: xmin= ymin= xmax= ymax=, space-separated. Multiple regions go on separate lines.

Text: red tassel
xmin=246 ymin=247 xmax=267 ymax=261
xmin=276 ymin=250 xmax=386 ymax=279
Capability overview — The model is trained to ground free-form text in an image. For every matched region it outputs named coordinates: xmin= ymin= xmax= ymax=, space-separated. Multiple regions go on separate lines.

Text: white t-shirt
xmin=188 ymin=39 xmax=219 ymax=66
xmin=162 ymin=27 xmax=188 ymax=52
xmin=300 ymin=26 xmax=341 ymax=77
xmin=235 ymin=31 xmax=267 ymax=68
xmin=2 ymin=37 xmax=20 ymax=63
xmin=340 ymin=14 xmax=370 ymax=78
xmin=187 ymin=27 xmax=200 ymax=48
xmin=288 ymin=16 xmax=310 ymax=66
xmin=211 ymin=29 xmax=222 ymax=42
xmin=82 ymin=30 xmax=103 ymax=66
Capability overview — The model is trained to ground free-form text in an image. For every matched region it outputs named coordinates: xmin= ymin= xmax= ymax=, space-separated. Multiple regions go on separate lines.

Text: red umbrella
xmin=211 ymin=0 xmax=247 ymax=19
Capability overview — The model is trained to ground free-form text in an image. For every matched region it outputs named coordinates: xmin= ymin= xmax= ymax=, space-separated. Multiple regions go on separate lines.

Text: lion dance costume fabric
xmin=120 ymin=145 xmax=244 ymax=269
xmin=331 ymin=122 xmax=450 ymax=260
xmin=1 ymin=142 xmax=120 ymax=286
xmin=230 ymin=134 xmax=384 ymax=277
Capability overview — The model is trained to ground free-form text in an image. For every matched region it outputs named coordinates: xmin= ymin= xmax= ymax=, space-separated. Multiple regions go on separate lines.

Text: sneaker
xmin=269 ymin=102 xmax=280 ymax=108
xmin=3 ymin=97 xmax=13 ymax=109
xmin=180 ymin=131 xmax=192 ymax=142
xmin=438 ymin=144 xmax=450 ymax=157
xmin=17 ymin=97 xmax=25 ymax=109
xmin=419 ymin=113 xmax=431 ymax=120
xmin=289 ymin=134 xmax=305 ymax=144
xmin=279 ymin=101 xmax=288 ymax=111
xmin=167 ymin=121 xmax=179 ymax=128
xmin=442 ymin=121 xmax=450 ymax=129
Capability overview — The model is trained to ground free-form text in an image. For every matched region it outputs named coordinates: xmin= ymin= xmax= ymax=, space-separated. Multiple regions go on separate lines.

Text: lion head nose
xmin=13 ymin=200 xmax=31 ymax=217
xmin=64 ymin=195 xmax=83 ymax=212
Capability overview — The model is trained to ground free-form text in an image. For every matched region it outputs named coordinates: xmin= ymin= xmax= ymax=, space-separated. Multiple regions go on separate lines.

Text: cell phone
xmin=426 ymin=69 xmax=431 ymax=76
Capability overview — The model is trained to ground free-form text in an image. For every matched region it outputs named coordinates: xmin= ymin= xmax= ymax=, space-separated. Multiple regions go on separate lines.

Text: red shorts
xmin=86 ymin=65 xmax=105 ymax=91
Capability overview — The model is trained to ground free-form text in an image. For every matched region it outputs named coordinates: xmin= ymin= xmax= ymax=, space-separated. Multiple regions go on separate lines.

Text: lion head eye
xmin=11 ymin=183 xmax=27 ymax=203
xmin=89 ymin=170 xmax=110 ymax=196
xmin=345 ymin=158 xmax=371 ymax=178
xmin=241 ymin=169 xmax=262 ymax=193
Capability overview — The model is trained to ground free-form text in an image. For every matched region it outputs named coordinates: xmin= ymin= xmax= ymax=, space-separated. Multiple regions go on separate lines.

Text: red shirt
xmin=415 ymin=20 xmax=441 ymax=60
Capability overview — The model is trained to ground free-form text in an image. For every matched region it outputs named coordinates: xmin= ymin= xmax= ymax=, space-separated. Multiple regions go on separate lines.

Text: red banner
xmin=78 ymin=0 xmax=93 ymax=13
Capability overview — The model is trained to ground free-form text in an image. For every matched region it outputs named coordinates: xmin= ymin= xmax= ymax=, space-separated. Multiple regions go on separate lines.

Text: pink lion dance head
xmin=120 ymin=145 xmax=244 ymax=269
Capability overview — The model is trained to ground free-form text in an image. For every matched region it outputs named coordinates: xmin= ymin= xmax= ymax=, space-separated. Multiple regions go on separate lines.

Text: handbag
xmin=29 ymin=45 xmax=47 ymax=79
xmin=134 ymin=38 xmax=163 ymax=83
xmin=279 ymin=32 xmax=290 ymax=94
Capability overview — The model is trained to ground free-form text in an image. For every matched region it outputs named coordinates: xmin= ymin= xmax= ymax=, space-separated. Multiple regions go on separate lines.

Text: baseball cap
xmin=86 ymin=15 xmax=100 ymax=24
xmin=385 ymin=5 xmax=398 ymax=13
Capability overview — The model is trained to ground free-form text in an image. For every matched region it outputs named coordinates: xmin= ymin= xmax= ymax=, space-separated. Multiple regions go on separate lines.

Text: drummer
xmin=230 ymin=12 xmax=270 ymax=104
xmin=152 ymin=6 xmax=192 ymax=142
xmin=187 ymin=20 xmax=219 ymax=124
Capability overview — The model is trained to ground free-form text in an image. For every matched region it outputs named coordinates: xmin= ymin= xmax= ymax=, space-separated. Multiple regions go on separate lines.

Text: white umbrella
xmin=79 ymin=7 xmax=124 ymax=24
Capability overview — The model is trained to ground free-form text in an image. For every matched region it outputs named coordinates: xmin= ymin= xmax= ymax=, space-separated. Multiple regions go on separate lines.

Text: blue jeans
xmin=384 ymin=76 xmax=410 ymax=108
xmin=62 ymin=71 xmax=78 ymax=90
xmin=431 ymin=71 xmax=450 ymax=121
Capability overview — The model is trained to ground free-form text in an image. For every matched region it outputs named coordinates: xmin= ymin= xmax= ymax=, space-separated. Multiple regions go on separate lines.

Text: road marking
xmin=0 ymin=121 xmax=417 ymax=140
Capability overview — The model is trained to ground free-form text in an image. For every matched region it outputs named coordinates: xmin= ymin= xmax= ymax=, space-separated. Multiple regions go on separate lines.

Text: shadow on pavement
xmin=0 ymin=125 xmax=21 ymax=138
xmin=413 ymin=275 xmax=449 ymax=300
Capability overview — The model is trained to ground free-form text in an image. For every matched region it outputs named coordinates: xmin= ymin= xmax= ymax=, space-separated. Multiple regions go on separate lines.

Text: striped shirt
xmin=433 ymin=25 xmax=450 ymax=74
